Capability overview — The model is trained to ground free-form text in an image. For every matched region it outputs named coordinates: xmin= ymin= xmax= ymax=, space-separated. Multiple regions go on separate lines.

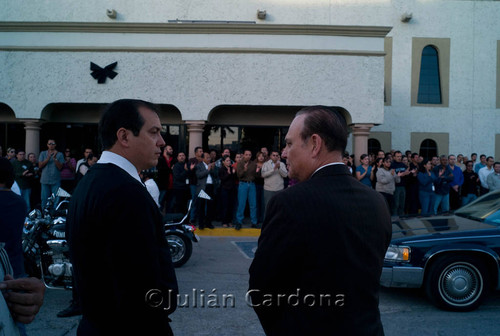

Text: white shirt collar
xmin=97 ymin=151 xmax=142 ymax=184
xmin=312 ymin=162 xmax=345 ymax=177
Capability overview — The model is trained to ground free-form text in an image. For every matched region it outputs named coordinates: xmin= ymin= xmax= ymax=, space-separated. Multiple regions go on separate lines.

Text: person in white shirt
xmin=195 ymin=152 xmax=216 ymax=229
xmin=261 ymin=150 xmax=288 ymax=218
xmin=76 ymin=148 xmax=93 ymax=173
xmin=141 ymin=169 xmax=160 ymax=208
xmin=486 ymin=162 xmax=500 ymax=192
xmin=478 ymin=156 xmax=494 ymax=195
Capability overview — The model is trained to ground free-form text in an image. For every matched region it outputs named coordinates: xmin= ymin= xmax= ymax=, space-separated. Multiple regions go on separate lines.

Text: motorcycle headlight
xmin=182 ymin=224 xmax=196 ymax=232
xmin=384 ymin=245 xmax=410 ymax=262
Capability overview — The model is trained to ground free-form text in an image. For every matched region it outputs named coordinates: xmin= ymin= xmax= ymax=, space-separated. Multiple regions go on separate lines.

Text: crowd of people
xmin=153 ymin=145 xmax=289 ymax=230
xmin=147 ymin=145 xmax=499 ymax=227
xmin=0 ymin=143 xmax=98 ymax=213
xmin=2 ymin=141 xmax=499 ymax=223
xmin=345 ymin=149 xmax=499 ymax=216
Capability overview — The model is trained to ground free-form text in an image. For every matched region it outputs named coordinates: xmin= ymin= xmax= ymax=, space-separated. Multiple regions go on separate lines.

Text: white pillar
xmin=350 ymin=123 xmax=374 ymax=166
xmin=185 ymin=121 xmax=205 ymax=159
xmin=22 ymin=119 xmax=43 ymax=157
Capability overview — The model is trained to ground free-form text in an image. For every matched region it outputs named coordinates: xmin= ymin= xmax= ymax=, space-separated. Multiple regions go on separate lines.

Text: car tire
xmin=166 ymin=232 xmax=193 ymax=268
xmin=425 ymin=254 xmax=490 ymax=311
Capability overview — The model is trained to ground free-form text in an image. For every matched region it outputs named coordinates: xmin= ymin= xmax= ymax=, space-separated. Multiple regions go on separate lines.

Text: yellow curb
xmin=195 ymin=228 xmax=261 ymax=237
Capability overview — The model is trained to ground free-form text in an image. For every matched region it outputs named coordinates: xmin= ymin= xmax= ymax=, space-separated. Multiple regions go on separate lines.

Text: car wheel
xmin=166 ymin=232 xmax=193 ymax=268
xmin=425 ymin=255 xmax=490 ymax=311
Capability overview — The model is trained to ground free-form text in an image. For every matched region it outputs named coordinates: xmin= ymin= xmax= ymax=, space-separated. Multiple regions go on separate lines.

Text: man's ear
xmin=310 ymin=134 xmax=322 ymax=158
xmin=116 ymin=128 xmax=130 ymax=148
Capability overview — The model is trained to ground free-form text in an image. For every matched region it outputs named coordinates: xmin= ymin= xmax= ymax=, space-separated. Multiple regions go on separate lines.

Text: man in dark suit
xmin=249 ymin=106 xmax=392 ymax=335
xmin=195 ymin=152 xmax=216 ymax=229
xmin=67 ymin=99 xmax=178 ymax=335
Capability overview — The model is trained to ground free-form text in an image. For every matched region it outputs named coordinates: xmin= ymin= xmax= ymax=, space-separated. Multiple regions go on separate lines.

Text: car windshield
xmin=455 ymin=190 xmax=500 ymax=225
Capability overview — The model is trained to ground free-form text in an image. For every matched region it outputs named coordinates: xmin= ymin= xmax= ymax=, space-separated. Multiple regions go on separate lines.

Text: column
xmin=185 ymin=121 xmax=205 ymax=158
xmin=351 ymin=123 xmax=374 ymax=166
xmin=22 ymin=119 xmax=43 ymax=157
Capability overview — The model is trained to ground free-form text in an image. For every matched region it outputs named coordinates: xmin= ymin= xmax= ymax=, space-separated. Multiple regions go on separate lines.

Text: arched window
xmin=368 ymin=138 xmax=381 ymax=156
xmin=419 ymin=139 xmax=438 ymax=160
xmin=417 ymin=46 xmax=442 ymax=104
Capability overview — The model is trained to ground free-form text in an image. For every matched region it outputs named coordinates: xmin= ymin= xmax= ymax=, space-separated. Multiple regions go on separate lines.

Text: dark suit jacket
xmin=195 ymin=162 xmax=216 ymax=195
xmin=67 ymin=163 xmax=178 ymax=335
xmin=249 ymin=164 xmax=391 ymax=336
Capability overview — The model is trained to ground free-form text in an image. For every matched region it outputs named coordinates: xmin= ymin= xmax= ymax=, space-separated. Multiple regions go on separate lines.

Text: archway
xmin=368 ymin=138 xmax=381 ymax=156
xmin=419 ymin=139 xmax=438 ymax=160
xmin=39 ymin=103 xmax=185 ymax=156
xmin=0 ymin=103 xmax=24 ymax=151
xmin=206 ymin=105 xmax=351 ymax=156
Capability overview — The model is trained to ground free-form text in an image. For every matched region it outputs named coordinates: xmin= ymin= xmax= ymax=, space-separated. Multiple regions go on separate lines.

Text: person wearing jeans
xmin=432 ymin=155 xmax=454 ymax=214
xmin=235 ymin=150 xmax=259 ymax=229
xmin=236 ymin=181 xmax=257 ymax=228
xmin=417 ymin=159 xmax=436 ymax=216
xmin=38 ymin=139 xmax=64 ymax=207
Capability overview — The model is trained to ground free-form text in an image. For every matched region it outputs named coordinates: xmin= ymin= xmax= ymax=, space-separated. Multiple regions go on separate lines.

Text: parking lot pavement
xmin=27 ymin=236 xmax=500 ymax=336
xmin=25 ymin=288 xmax=79 ymax=336
xmin=27 ymin=236 xmax=263 ymax=336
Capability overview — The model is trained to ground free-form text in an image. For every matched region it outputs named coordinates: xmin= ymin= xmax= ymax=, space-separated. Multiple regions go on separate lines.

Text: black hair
xmin=0 ymin=158 xmax=14 ymax=188
xmin=296 ymin=106 xmax=347 ymax=153
xmin=419 ymin=159 xmax=430 ymax=173
xmin=98 ymin=99 xmax=160 ymax=151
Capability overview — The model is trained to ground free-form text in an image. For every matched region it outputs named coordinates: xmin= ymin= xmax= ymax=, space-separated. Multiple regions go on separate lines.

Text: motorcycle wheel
xmin=166 ymin=232 xmax=192 ymax=268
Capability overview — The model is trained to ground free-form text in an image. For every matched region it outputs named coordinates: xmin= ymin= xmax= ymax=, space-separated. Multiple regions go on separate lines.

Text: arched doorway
xmin=205 ymin=105 xmax=301 ymax=155
xmin=419 ymin=139 xmax=438 ymax=160
xmin=40 ymin=103 xmax=185 ymax=156
xmin=368 ymin=138 xmax=381 ymax=156
xmin=205 ymin=105 xmax=352 ymax=156
xmin=0 ymin=103 xmax=24 ymax=151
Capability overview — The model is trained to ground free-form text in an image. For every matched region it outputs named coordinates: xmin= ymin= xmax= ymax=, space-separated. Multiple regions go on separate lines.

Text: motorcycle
xmin=22 ymin=188 xmax=72 ymax=290
xmin=164 ymin=200 xmax=199 ymax=267
xmin=23 ymin=192 xmax=198 ymax=290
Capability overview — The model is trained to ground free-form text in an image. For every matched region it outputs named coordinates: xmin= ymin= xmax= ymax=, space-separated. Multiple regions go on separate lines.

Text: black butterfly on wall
xmin=90 ymin=62 xmax=118 ymax=84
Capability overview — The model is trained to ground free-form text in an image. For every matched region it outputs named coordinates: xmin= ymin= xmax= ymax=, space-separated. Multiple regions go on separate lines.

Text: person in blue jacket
xmin=417 ymin=159 xmax=437 ymax=216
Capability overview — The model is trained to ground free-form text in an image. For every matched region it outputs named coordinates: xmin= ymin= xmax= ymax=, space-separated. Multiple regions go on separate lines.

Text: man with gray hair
xmin=249 ymin=106 xmax=391 ymax=335
xmin=486 ymin=162 xmax=500 ymax=191
xmin=478 ymin=156 xmax=495 ymax=195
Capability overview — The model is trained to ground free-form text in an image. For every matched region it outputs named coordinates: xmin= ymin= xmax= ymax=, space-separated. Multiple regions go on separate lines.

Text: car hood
xmin=391 ymin=214 xmax=498 ymax=240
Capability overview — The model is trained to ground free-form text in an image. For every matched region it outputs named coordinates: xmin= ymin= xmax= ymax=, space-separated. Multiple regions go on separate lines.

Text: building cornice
xmin=0 ymin=22 xmax=392 ymax=38
xmin=0 ymin=46 xmax=385 ymax=56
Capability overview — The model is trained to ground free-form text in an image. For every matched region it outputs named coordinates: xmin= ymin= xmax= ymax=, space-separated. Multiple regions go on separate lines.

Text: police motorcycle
xmin=23 ymin=189 xmax=197 ymax=290
xmin=22 ymin=188 xmax=72 ymax=289
xmin=164 ymin=200 xmax=199 ymax=267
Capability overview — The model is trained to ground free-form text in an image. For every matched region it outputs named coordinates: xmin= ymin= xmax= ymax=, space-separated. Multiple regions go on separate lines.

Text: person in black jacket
xmin=156 ymin=145 xmax=175 ymax=212
xmin=67 ymin=99 xmax=178 ymax=335
xmin=171 ymin=152 xmax=189 ymax=213
xmin=218 ymin=155 xmax=237 ymax=227
xmin=249 ymin=106 xmax=391 ymax=335
xmin=432 ymin=155 xmax=454 ymax=214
